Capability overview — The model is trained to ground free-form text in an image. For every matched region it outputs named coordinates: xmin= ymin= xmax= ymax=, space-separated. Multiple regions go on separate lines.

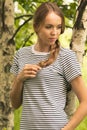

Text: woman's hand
xmin=17 ymin=64 xmax=41 ymax=82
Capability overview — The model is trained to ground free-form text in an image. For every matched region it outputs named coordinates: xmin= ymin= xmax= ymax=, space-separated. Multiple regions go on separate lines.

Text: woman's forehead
xmin=44 ymin=12 xmax=62 ymax=25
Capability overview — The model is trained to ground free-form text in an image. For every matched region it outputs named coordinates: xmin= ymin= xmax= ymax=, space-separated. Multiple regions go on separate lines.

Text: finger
xmin=33 ymin=64 xmax=42 ymax=70
xmin=25 ymin=64 xmax=41 ymax=69
xmin=24 ymin=65 xmax=41 ymax=72
xmin=27 ymin=70 xmax=37 ymax=75
xmin=25 ymin=73 xmax=37 ymax=78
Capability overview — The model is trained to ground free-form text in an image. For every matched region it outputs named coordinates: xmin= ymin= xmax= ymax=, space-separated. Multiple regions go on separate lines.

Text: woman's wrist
xmin=17 ymin=73 xmax=24 ymax=83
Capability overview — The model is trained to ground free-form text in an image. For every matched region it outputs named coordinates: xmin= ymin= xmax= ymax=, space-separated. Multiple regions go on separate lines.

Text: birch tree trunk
xmin=0 ymin=0 xmax=15 ymax=129
xmin=65 ymin=0 xmax=87 ymax=118
xmin=70 ymin=0 xmax=87 ymax=65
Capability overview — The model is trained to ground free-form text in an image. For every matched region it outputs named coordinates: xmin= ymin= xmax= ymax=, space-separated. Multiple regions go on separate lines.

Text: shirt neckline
xmin=32 ymin=44 xmax=50 ymax=55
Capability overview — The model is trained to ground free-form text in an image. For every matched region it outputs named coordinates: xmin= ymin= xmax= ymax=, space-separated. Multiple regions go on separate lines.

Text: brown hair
xmin=33 ymin=2 xmax=65 ymax=67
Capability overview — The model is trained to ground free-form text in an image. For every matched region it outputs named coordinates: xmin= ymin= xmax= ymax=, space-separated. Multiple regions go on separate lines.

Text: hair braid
xmin=38 ymin=40 xmax=60 ymax=68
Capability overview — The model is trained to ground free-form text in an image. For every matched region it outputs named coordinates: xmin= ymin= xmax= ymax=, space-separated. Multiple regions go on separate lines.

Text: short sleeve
xmin=10 ymin=51 xmax=19 ymax=75
xmin=61 ymin=50 xmax=81 ymax=82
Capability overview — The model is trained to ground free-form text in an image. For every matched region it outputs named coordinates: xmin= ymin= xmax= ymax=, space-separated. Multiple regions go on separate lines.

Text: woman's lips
xmin=49 ymin=38 xmax=57 ymax=42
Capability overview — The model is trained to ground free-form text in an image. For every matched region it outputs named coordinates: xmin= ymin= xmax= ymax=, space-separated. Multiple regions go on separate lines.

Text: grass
xmin=14 ymin=107 xmax=21 ymax=130
xmin=14 ymin=55 xmax=87 ymax=130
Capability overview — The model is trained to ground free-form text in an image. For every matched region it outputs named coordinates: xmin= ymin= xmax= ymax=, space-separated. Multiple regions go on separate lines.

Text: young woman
xmin=10 ymin=2 xmax=87 ymax=130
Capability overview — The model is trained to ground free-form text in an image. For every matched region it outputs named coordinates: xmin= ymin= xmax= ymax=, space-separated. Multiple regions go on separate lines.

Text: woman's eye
xmin=45 ymin=25 xmax=62 ymax=30
xmin=45 ymin=26 xmax=52 ymax=29
xmin=57 ymin=25 xmax=62 ymax=29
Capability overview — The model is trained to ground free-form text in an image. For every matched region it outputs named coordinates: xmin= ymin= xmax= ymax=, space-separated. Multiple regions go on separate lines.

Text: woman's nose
xmin=51 ymin=28 xmax=58 ymax=35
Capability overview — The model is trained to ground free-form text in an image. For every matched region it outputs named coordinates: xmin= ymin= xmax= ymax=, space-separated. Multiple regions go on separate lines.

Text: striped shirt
xmin=10 ymin=45 xmax=81 ymax=130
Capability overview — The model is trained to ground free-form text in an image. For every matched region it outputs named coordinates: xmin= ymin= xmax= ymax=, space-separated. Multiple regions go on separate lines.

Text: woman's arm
xmin=62 ymin=76 xmax=87 ymax=130
xmin=10 ymin=64 xmax=41 ymax=109
xmin=10 ymin=75 xmax=24 ymax=109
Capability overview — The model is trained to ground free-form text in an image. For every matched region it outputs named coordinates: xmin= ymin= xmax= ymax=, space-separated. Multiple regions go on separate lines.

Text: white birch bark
xmin=65 ymin=0 xmax=87 ymax=118
xmin=71 ymin=0 xmax=87 ymax=65
xmin=0 ymin=0 xmax=15 ymax=129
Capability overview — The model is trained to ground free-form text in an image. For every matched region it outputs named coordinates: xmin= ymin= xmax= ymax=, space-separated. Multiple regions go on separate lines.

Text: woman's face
xmin=37 ymin=11 xmax=62 ymax=47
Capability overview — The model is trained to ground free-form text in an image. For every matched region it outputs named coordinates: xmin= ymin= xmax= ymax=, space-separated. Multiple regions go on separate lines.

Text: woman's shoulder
xmin=59 ymin=47 xmax=79 ymax=66
xmin=17 ymin=45 xmax=32 ymax=53
xmin=15 ymin=45 xmax=33 ymax=56
xmin=59 ymin=47 xmax=76 ymax=57
xmin=13 ymin=46 xmax=33 ymax=58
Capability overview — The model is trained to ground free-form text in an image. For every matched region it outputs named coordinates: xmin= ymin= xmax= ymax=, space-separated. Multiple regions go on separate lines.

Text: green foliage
xmin=61 ymin=2 xmax=77 ymax=20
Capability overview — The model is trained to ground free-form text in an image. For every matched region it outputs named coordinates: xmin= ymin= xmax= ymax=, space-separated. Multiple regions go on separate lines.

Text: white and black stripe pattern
xmin=10 ymin=45 xmax=81 ymax=130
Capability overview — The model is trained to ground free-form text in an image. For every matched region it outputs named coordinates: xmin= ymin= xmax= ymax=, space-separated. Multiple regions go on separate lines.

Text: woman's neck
xmin=34 ymin=43 xmax=50 ymax=52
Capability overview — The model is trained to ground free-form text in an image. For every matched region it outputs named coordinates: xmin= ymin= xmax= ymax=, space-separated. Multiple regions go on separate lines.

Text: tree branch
xmin=74 ymin=0 xmax=87 ymax=29
xmin=15 ymin=14 xmax=33 ymax=20
xmin=8 ymin=15 xmax=33 ymax=44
